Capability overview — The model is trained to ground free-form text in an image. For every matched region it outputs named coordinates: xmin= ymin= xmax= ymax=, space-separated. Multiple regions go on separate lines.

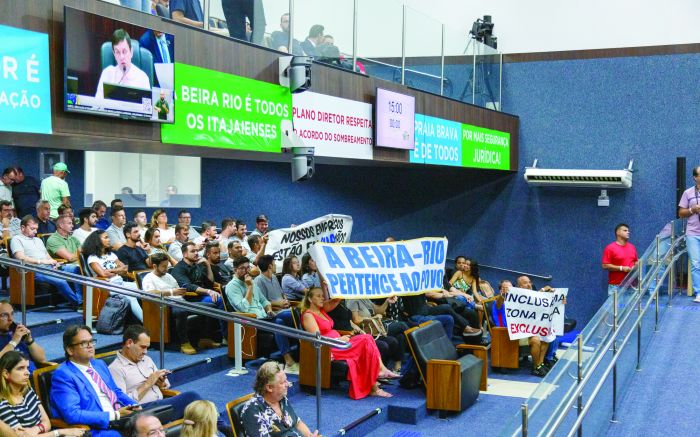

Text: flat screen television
xmin=64 ymin=6 xmax=175 ymax=123
xmin=374 ymin=87 xmax=415 ymax=149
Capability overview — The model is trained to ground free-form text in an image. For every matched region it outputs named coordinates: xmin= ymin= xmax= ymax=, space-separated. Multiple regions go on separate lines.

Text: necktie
xmin=159 ymin=38 xmax=170 ymax=63
xmin=86 ymin=367 xmax=120 ymax=410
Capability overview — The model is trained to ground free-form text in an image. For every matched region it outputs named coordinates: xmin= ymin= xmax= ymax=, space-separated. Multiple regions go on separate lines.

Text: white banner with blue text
xmin=265 ymin=214 xmax=353 ymax=273
xmin=310 ymin=237 xmax=448 ymax=299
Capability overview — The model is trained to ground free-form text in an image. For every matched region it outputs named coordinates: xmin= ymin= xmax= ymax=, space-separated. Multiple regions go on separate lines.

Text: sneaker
xmin=693 ymin=295 xmax=700 ymax=303
xmin=180 ymin=342 xmax=196 ymax=355
xmin=531 ymin=364 xmax=547 ymax=377
xmin=284 ymin=362 xmax=300 ymax=375
xmin=197 ymin=338 xmax=221 ymax=349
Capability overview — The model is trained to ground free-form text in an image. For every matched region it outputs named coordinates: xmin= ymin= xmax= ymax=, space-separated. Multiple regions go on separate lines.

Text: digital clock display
xmin=375 ymin=88 xmax=415 ymax=150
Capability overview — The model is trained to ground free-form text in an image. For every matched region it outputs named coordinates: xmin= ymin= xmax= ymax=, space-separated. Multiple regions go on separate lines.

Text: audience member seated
xmin=269 ymin=13 xmax=303 ymax=54
xmin=141 ymin=252 xmax=197 ymax=355
xmin=132 ymin=210 xmax=148 ymax=240
xmin=281 ymin=256 xmax=308 ymax=301
xmin=347 ymin=297 xmax=408 ymax=373
xmin=177 ymin=210 xmax=201 ymax=241
xmin=401 ymin=293 xmax=472 ymax=339
xmin=0 ymin=300 xmax=46 ymax=373
xmin=223 ymin=240 xmax=245 ymax=270
xmin=217 ymin=218 xmax=236 ymax=262
xmin=230 ymin=220 xmax=250 ymax=250
xmin=0 ymin=200 xmax=21 ymax=239
xmin=116 ymin=222 xmax=152 ymax=273
xmin=34 ymin=200 xmax=56 ymax=235
xmin=249 ymin=214 xmax=269 ymax=237
xmin=301 ymin=288 xmax=398 ymax=399
xmin=50 ymin=325 xmax=139 ymax=436
xmin=240 ymin=361 xmax=318 ymax=437
xmin=516 ymin=275 xmax=563 ymax=370
xmin=0 ymin=351 xmax=86 ymax=436
xmin=11 ymin=216 xmax=83 ymax=308
xmin=73 ymin=208 xmax=97 ymax=245
xmin=81 ymin=230 xmax=143 ymax=323
xmin=171 ymin=242 xmax=225 ymax=349
xmin=169 ymin=0 xmax=204 ymax=28
xmin=450 ymin=256 xmax=495 ymax=311
xmin=10 ymin=167 xmax=40 ymax=219
xmin=194 ymin=221 xmax=217 ymax=247
xmin=204 ymin=242 xmax=231 ymax=286
xmin=244 ymin=234 xmax=266 ymax=265
xmin=92 ymin=200 xmax=109 ymax=231
xmin=150 ymin=210 xmax=174 ymax=244
xmin=46 ymin=215 xmax=81 ymax=264
xmin=493 ymin=279 xmax=549 ymax=377
xmin=57 ymin=205 xmax=74 ymax=221
xmin=181 ymin=400 xmax=218 ymax=437
xmin=123 ymin=412 xmax=164 ymax=437
xmin=301 ymin=24 xmax=324 ymax=56
xmin=226 ymin=256 xmax=299 ymax=374
xmin=108 ymin=325 xmax=200 ymax=420
xmin=167 ymin=224 xmax=190 ymax=263
xmin=301 ymin=253 xmax=321 ymax=288
xmin=106 ymin=207 xmax=127 ymax=251
xmin=144 ymin=227 xmax=177 ymax=266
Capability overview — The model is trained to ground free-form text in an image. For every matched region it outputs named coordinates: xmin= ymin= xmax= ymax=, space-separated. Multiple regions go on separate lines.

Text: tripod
xmin=459 ymin=37 xmax=498 ymax=109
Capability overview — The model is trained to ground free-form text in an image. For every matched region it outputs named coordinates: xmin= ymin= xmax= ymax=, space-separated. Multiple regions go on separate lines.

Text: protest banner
xmin=504 ymin=287 xmax=568 ymax=340
xmin=310 ymin=237 xmax=448 ymax=299
xmin=265 ymin=214 xmax=353 ymax=272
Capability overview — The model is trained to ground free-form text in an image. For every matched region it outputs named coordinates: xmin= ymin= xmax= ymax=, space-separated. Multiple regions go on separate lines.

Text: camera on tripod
xmin=470 ymin=15 xmax=497 ymax=50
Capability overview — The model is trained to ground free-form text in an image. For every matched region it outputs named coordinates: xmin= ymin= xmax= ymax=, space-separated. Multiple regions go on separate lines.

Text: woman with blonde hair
xmin=144 ymin=226 xmax=178 ymax=266
xmin=150 ymin=209 xmax=175 ymax=244
xmin=0 ymin=351 xmax=84 ymax=436
xmin=182 ymin=400 xmax=218 ymax=437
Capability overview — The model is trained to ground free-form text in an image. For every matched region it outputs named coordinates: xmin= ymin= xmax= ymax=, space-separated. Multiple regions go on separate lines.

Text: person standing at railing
xmin=679 ymin=167 xmax=700 ymax=303
xmin=602 ymin=223 xmax=638 ymax=296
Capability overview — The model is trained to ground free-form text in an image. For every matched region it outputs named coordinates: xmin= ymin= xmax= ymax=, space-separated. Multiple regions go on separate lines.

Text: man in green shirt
xmin=46 ymin=214 xmax=81 ymax=265
xmin=154 ymin=91 xmax=169 ymax=121
xmin=40 ymin=162 xmax=71 ymax=219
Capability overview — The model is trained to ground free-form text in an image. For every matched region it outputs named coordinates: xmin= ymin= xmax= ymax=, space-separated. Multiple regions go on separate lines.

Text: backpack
xmin=96 ymin=295 xmax=132 ymax=335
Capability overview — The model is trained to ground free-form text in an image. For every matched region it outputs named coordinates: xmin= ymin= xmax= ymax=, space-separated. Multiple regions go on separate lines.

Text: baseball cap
xmin=53 ymin=162 xmax=70 ymax=173
xmin=256 ymin=214 xmax=268 ymax=223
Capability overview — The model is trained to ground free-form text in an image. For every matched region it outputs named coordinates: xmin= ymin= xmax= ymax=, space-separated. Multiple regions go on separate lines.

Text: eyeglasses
xmin=0 ymin=313 xmax=12 ymax=319
xmin=236 ymin=265 xmax=251 ymax=271
xmin=70 ymin=339 xmax=97 ymax=348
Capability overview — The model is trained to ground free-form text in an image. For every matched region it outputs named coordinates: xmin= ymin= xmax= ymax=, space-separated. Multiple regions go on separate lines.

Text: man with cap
xmin=40 ymin=162 xmax=71 ymax=220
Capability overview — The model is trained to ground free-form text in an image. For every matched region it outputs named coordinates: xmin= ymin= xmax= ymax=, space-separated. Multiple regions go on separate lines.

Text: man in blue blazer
xmin=138 ymin=30 xmax=174 ymax=65
xmin=50 ymin=325 xmax=139 ymax=436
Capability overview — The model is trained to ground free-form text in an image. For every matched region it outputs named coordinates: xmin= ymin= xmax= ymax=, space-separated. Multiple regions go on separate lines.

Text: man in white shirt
xmin=74 ymin=208 xmax=98 ymax=244
xmin=95 ymin=29 xmax=151 ymax=99
xmin=0 ymin=200 xmax=21 ymax=239
xmin=0 ymin=168 xmax=16 ymax=207
xmin=106 ymin=206 xmax=127 ymax=251
xmin=167 ymin=224 xmax=189 ymax=262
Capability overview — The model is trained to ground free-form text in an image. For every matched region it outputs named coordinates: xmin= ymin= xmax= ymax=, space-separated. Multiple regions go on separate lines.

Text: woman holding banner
xmin=301 ymin=288 xmax=399 ymax=399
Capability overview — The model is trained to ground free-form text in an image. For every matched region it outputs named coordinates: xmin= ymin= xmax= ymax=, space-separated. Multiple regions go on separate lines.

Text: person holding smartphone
xmin=0 ymin=300 xmax=46 ymax=374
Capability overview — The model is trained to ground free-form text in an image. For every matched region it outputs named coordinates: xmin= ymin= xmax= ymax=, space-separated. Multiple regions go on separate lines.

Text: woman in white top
xmin=144 ymin=227 xmax=178 ymax=266
xmin=81 ymin=230 xmax=143 ymax=322
xmin=150 ymin=209 xmax=175 ymax=244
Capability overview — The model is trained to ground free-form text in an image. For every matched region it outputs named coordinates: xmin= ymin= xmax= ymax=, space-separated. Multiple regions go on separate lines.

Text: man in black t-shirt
xmin=116 ymin=222 xmax=151 ymax=272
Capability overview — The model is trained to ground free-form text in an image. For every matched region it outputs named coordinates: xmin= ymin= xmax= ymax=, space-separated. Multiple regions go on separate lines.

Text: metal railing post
xmin=159 ymin=299 xmax=165 ymax=369
xmin=655 ymin=236 xmax=660 ymax=332
xmin=352 ymin=0 xmax=358 ymax=73
xmin=611 ymin=290 xmax=618 ymax=423
xmin=315 ymin=333 xmax=322 ymax=431
xmin=203 ymin=0 xmax=210 ymax=32
xmin=288 ymin=0 xmax=294 ymax=56
xmin=20 ymin=260 xmax=27 ymax=326
xmin=521 ymin=403 xmax=528 ymax=437
xmin=85 ymin=285 xmax=95 ymax=332
xmin=576 ymin=335 xmax=583 ymax=437
xmin=636 ymin=298 xmax=642 ymax=371
xmin=401 ymin=5 xmax=406 ymax=85
xmin=668 ymin=233 xmax=675 ymax=306
xmin=229 ymin=322 xmax=248 ymax=375
xmin=440 ymin=24 xmax=445 ymax=95
xmin=471 ymin=41 xmax=477 ymax=104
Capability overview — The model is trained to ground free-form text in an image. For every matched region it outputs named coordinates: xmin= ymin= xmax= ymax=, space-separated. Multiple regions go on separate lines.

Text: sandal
xmin=372 ymin=388 xmax=393 ymax=398
xmin=379 ymin=370 xmax=402 ymax=379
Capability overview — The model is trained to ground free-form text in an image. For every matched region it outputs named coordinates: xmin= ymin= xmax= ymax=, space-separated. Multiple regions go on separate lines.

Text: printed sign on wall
xmin=161 ymin=63 xmax=292 ymax=152
xmin=292 ymin=92 xmax=373 ymax=160
xmin=0 ymin=25 xmax=52 ymax=134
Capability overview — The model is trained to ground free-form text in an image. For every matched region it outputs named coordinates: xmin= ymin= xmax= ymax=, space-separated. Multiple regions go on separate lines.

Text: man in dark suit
xmin=50 ymin=325 xmax=138 ymax=436
xmin=301 ymin=24 xmax=324 ymax=57
xmin=138 ymin=30 xmax=174 ymax=65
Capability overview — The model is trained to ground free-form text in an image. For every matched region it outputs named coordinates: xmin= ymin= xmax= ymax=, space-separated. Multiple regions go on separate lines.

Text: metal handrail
xmin=0 ymin=256 xmax=349 ymax=431
xmin=445 ymin=258 xmax=552 ymax=281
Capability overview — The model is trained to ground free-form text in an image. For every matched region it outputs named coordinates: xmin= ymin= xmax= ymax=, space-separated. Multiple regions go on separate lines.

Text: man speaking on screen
xmin=95 ymin=29 xmax=150 ymax=99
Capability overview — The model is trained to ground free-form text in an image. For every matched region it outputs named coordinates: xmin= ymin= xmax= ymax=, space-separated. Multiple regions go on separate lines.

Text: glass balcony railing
xmin=499 ymin=219 xmax=687 ymax=437
xmin=114 ymin=0 xmax=503 ymax=110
